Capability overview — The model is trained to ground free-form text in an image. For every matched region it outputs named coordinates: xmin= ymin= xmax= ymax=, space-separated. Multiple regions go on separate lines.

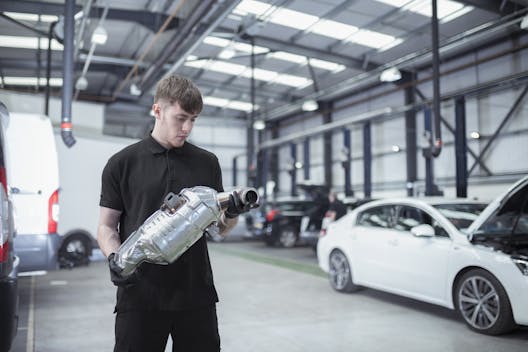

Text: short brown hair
xmin=154 ymin=75 xmax=203 ymax=114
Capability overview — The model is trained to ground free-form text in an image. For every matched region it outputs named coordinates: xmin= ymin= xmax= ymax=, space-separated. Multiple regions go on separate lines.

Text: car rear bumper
xmin=14 ymin=233 xmax=60 ymax=272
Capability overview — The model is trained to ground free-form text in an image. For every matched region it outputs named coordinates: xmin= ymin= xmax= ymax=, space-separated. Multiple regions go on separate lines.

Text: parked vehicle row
xmin=317 ymin=176 xmax=528 ymax=335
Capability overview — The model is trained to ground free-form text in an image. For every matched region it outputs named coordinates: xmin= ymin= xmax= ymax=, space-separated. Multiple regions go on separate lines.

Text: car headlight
xmin=511 ymin=255 xmax=528 ymax=276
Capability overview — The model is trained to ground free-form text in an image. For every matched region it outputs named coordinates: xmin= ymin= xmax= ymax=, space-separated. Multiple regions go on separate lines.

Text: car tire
xmin=278 ymin=226 xmax=297 ymax=248
xmin=58 ymin=233 xmax=92 ymax=269
xmin=328 ymin=249 xmax=360 ymax=293
xmin=455 ymin=268 xmax=516 ymax=335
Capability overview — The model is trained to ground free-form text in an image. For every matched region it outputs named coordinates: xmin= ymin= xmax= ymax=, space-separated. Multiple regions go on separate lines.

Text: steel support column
xmin=363 ymin=122 xmax=372 ymax=198
xmin=247 ymin=37 xmax=256 ymax=186
xmin=270 ymin=123 xmax=279 ymax=195
xmin=322 ymin=101 xmax=333 ymax=189
xmin=262 ymin=149 xmax=269 ymax=199
xmin=424 ymin=108 xmax=435 ymax=196
xmin=403 ymin=73 xmax=417 ymax=196
xmin=303 ymin=138 xmax=310 ymax=181
xmin=290 ymin=143 xmax=297 ymax=197
xmin=343 ymin=128 xmax=353 ymax=197
xmin=455 ymin=96 xmax=468 ymax=197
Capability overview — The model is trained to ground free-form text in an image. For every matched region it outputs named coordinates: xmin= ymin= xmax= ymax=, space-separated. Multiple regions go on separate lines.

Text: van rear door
xmin=4 ymin=113 xmax=60 ymax=272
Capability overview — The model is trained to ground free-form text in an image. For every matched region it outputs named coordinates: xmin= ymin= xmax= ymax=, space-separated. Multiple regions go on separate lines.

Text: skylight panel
xmin=308 ymin=58 xmax=346 ymax=73
xmin=2 ymin=77 xmax=63 ymax=86
xmin=347 ymin=30 xmax=398 ymax=49
xmin=376 ymin=0 xmax=473 ymax=23
xmin=203 ymin=96 xmax=258 ymax=112
xmin=269 ymin=8 xmax=319 ymax=31
xmin=233 ymin=0 xmax=274 ymax=17
xmin=4 ymin=12 xmax=59 ymax=22
xmin=0 ymin=35 xmax=63 ymax=50
xmin=268 ymin=52 xmax=307 ymax=65
xmin=209 ymin=61 xmax=247 ymax=76
xmin=227 ymin=100 xmax=257 ymax=112
xmin=310 ymin=20 xmax=358 ymax=40
xmin=272 ymin=74 xmax=312 ymax=88
xmin=242 ymin=68 xmax=278 ymax=82
xmin=185 ymin=59 xmax=311 ymax=88
xmin=203 ymin=36 xmax=231 ymax=47
xmin=203 ymin=96 xmax=229 ymax=108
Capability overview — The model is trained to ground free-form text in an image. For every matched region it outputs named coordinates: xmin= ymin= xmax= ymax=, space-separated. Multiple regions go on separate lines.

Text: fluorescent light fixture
xmin=376 ymin=0 xmax=473 ymax=23
xmin=204 ymin=36 xmax=343 ymax=73
xmin=218 ymin=48 xmax=236 ymax=59
xmin=253 ymin=119 xmax=266 ymax=130
xmin=233 ymin=0 xmax=274 ymax=17
xmin=75 ymin=76 xmax=88 ymax=90
xmin=234 ymin=1 xmax=403 ymax=50
xmin=91 ymin=25 xmax=108 ymax=45
xmin=2 ymin=77 xmax=62 ymax=86
xmin=380 ymin=67 xmax=402 ymax=82
xmin=470 ymin=131 xmax=480 ymax=139
xmin=308 ymin=58 xmax=346 ymax=73
xmin=0 ymin=35 xmax=63 ymax=50
xmin=203 ymin=96 xmax=257 ymax=112
xmin=521 ymin=15 xmax=528 ymax=30
xmin=302 ymin=100 xmax=318 ymax=112
xmin=227 ymin=100 xmax=256 ymax=112
xmin=4 ymin=12 xmax=58 ymax=23
xmin=269 ymin=8 xmax=319 ymax=31
xmin=310 ymin=20 xmax=358 ymax=40
xmin=391 ymin=145 xmax=401 ymax=152
xmin=130 ymin=83 xmax=142 ymax=96
xmin=185 ymin=59 xmax=312 ymax=88
xmin=378 ymin=38 xmax=404 ymax=52
xmin=294 ymin=161 xmax=303 ymax=169
xmin=348 ymin=29 xmax=398 ymax=49
xmin=267 ymin=51 xmax=307 ymax=65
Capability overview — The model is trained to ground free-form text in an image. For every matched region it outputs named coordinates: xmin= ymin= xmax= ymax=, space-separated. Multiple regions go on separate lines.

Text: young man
xmin=97 ymin=75 xmax=247 ymax=351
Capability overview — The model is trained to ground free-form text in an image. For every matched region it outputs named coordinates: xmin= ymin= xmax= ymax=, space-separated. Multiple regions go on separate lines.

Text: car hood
xmin=467 ymin=175 xmax=528 ymax=256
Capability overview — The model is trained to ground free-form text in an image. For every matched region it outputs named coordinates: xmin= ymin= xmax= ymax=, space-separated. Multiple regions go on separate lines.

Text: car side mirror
xmin=410 ymin=224 xmax=435 ymax=237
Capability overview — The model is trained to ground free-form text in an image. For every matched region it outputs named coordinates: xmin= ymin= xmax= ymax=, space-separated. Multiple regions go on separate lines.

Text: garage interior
xmin=1 ymin=0 xmax=527 ymax=351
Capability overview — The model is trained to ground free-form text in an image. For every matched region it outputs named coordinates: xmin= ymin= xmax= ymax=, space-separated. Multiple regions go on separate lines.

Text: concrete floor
xmin=11 ymin=240 xmax=528 ymax=352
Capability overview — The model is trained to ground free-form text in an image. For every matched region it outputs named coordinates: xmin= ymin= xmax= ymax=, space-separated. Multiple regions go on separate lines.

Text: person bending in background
xmin=327 ymin=191 xmax=347 ymax=221
xmin=97 ymin=75 xmax=250 ymax=352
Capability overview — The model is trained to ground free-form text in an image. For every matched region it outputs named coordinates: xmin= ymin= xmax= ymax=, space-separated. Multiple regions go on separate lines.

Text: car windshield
xmin=433 ymin=203 xmax=488 ymax=230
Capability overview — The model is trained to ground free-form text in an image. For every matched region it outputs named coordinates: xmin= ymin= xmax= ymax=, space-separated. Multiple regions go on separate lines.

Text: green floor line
xmin=210 ymin=245 xmax=326 ymax=278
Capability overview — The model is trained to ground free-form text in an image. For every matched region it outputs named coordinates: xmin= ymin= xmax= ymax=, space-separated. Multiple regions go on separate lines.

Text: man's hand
xmin=224 ymin=190 xmax=256 ymax=218
xmin=108 ymin=253 xmax=140 ymax=287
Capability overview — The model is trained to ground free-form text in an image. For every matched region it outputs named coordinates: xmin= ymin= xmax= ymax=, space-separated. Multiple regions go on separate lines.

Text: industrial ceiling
xmin=0 ymin=0 xmax=527 ymax=137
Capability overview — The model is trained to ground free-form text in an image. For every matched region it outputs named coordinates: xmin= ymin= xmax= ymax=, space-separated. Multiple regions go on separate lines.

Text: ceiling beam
xmin=0 ymin=0 xmax=179 ymax=31
xmin=456 ymin=0 xmax=524 ymax=14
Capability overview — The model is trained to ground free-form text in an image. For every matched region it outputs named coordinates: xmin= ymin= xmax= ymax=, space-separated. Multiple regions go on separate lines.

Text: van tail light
xmin=266 ymin=209 xmax=279 ymax=222
xmin=48 ymin=189 xmax=59 ymax=233
xmin=0 ymin=166 xmax=6 ymax=194
xmin=0 ymin=240 xmax=8 ymax=263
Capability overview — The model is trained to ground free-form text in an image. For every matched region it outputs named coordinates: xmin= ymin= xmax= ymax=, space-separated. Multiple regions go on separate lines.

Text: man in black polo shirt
xmin=97 ymin=75 xmax=247 ymax=352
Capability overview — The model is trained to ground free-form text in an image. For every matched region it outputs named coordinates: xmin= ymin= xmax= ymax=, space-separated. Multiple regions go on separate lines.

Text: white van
xmin=3 ymin=112 xmax=60 ymax=272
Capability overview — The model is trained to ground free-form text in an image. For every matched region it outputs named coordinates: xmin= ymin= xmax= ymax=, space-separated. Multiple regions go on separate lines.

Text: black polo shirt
xmin=100 ymin=135 xmax=223 ymax=313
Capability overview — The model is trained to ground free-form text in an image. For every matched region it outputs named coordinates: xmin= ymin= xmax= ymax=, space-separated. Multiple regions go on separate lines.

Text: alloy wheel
xmin=458 ymin=276 xmax=500 ymax=330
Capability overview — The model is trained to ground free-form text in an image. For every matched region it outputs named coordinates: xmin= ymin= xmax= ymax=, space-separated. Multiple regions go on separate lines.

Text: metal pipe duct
xmin=61 ymin=0 xmax=76 ymax=148
xmin=430 ymin=0 xmax=442 ymax=157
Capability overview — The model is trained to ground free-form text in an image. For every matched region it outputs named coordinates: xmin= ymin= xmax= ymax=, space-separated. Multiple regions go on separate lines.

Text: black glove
xmin=108 ymin=253 xmax=140 ymax=287
xmin=224 ymin=191 xmax=254 ymax=219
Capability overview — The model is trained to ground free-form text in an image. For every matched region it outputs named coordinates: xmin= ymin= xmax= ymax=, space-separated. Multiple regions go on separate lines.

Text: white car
xmin=317 ymin=176 xmax=528 ymax=335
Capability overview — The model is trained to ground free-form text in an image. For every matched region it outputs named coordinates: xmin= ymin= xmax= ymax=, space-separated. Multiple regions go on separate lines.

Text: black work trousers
xmin=114 ymin=304 xmax=220 ymax=352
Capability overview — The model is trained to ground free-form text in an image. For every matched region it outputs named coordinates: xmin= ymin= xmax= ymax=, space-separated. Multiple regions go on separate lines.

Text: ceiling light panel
xmin=0 ymin=35 xmax=63 ymax=50
xmin=347 ymin=30 xmax=399 ymax=49
xmin=3 ymin=12 xmax=59 ymax=22
xmin=203 ymin=36 xmax=343 ymax=72
xmin=375 ymin=0 xmax=473 ymax=23
xmin=233 ymin=0 xmax=274 ymax=17
xmin=310 ymin=20 xmax=358 ymax=40
xmin=2 ymin=77 xmax=63 ymax=86
xmin=269 ymin=8 xmax=319 ymax=31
